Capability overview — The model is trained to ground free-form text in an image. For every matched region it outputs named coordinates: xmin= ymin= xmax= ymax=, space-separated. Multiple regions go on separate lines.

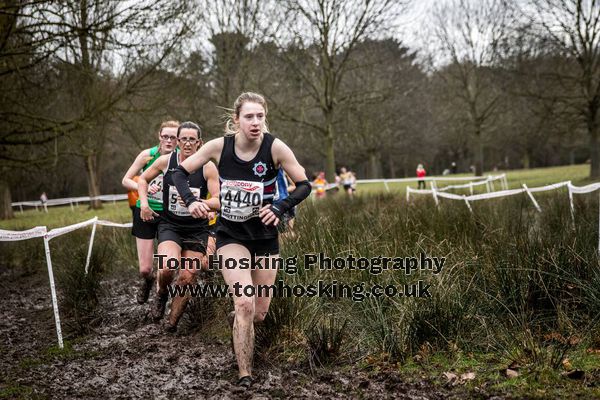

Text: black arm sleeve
xmin=172 ymin=165 xmax=198 ymax=207
xmin=270 ymin=180 xmax=311 ymax=218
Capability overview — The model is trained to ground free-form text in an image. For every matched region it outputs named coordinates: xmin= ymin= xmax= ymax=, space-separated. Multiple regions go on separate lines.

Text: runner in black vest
xmin=171 ymin=93 xmax=312 ymax=388
xmin=121 ymin=120 xmax=179 ymax=305
xmin=138 ymin=121 xmax=220 ymax=332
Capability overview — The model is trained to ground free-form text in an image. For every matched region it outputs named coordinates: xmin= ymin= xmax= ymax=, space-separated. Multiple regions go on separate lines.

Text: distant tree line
xmin=0 ymin=0 xmax=596 ymax=218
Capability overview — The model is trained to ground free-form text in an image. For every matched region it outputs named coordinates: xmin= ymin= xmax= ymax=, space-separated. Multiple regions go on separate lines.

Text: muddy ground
xmin=0 ymin=265 xmax=517 ymax=400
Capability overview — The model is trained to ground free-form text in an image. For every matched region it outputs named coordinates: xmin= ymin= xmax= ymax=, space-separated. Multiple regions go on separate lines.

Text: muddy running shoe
xmin=136 ymin=276 xmax=155 ymax=304
xmin=164 ymin=321 xmax=177 ymax=333
xmin=237 ymin=375 xmax=253 ymax=389
xmin=151 ymin=292 xmax=169 ymax=322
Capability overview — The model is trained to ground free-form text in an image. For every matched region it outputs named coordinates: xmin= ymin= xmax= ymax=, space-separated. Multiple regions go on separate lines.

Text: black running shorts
xmin=157 ymin=220 xmax=208 ymax=254
xmin=215 ymin=231 xmax=279 ymax=256
xmin=131 ymin=207 xmax=161 ymax=240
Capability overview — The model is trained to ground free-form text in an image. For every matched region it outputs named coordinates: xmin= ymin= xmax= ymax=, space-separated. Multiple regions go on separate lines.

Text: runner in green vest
xmin=122 ymin=120 xmax=179 ymax=304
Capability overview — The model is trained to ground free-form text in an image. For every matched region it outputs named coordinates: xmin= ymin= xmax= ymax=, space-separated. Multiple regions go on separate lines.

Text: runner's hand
xmin=189 ymin=201 xmax=210 ymax=219
xmin=148 ymin=184 xmax=160 ymax=194
xmin=259 ymin=205 xmax=280 ymax=226
xmin=141 ymin=205 xmax=158 ymax=221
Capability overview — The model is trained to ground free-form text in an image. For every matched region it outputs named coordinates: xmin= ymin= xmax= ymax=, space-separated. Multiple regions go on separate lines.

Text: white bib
xmin=148 ymin=175 xmax=163 ymax=202
xmin=220 ymin=180 xmax=264 ymax=222
xmin=168 ymin=186 xmax=200 ymax=217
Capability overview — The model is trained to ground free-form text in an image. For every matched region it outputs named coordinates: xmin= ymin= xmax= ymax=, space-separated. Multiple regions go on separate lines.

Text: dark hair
xmin=177 ymin=121 xmax=202 ymax=138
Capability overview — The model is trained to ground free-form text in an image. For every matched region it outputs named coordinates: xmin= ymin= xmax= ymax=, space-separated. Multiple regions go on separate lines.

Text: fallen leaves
xmin=443 ymin=371 xmax=476 ymax=386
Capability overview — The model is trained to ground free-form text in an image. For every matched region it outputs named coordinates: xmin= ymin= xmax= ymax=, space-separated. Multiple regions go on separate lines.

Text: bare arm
xmin=260 ymin=139 xmax=311 ymax=226
xmin=272 ymin=139 xmax=308 ymax=182
xmin=203 ymin=161 xmax=221 ymax=211
xmin=179 ymin=138 xmax=224 ymax=174
xmin=174 ymin=140 xmax=223 ymax=219
xmin=122 ymin=149 xmax=152 ymax=191
xmin=138 ymin=155 xmax=168 ymax=221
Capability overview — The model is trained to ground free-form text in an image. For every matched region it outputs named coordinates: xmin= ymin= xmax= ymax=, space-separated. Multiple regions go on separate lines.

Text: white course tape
xmin=568 ymin=182 xmax=600 ymax=194
xmin=523 ymin=184 xmax=541 ymax=212
xmin=97 ymin=220 xmax=133 ymax=228
xmin=85 ymin=220 xmax=98 ymax=275
xmin=45 ymin=217 xmax=98 ymax=241
xmin=464 ymin=195 xmax=473 ymax=213
xmin=436 ymin=192 xmax=468 ymax=200
xmin=43 ymin=236 xmax=64 ymax=349
xmin=12 ymin=194 xmax=128 ymax=209
xmin=437 ymin=174 xmax=505 ymax=192
xmin=0 ymin=226 xmax=47 ymax=241
xmin=0 ymin=217 xmax=133 ymax=348
xmin=466 ymin=188 xmax=525 ymax=201
xmin=527 ymin=181 xmax=570 ymax=193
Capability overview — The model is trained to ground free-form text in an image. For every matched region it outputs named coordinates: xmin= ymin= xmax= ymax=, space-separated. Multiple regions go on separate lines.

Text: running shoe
xmin=151 ymin=291 xmax=169 ymax=322
xmin=237 ymin=375 xmax=253 ymax=389
xmin=136 ymin=276 xmax=155 ymax=304
xmin=164 ymin=321 xmax=177 ymax=333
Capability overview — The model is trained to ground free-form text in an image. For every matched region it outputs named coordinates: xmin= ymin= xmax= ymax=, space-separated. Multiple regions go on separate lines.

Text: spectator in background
xmin=313 ymin=172 xmax=328 ymax=199
xmin=451 ymin=162 xmax=457 ymax=174
xmin=416 ymin=164 xmax=426 ymax=189
xmin=339 ymin=167 xmax=354 ymax=197
xmin=40 ymin=192 xmax=48 ymax=213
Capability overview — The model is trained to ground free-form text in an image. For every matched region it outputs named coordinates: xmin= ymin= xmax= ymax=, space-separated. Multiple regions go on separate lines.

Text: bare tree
xmin=433 ymin=0 xmax=513 ymax=176
xmin=195 ymin=0 xmax=263 ymax=110
xmin=271 ymin=0 xmax=408 ymax=181
xmin=40 ymin=0 xmax=193 ymax=208
xmin=527 ymin=0 xmax=600 ymax=178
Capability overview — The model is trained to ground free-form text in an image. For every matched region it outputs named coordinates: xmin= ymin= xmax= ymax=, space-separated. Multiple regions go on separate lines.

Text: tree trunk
xmin=0 ymin=181 xmax=14 ymax=220
xmin=85 ymin=153 xmax=102 ymax=209
xmin=324 ymin=117 xmax=336 ymax=182
xmin=522 ymin=152 xmax=530 ymax=169
xmin=475 ymin=129 xmax=484 ymax=176
xmin=388 ymin=154 xmax=396 ymax=179
xmin=368 ymin=151 xmax=379 ymax=179
xmin=589 ymin=120 xmax=600 ymax=179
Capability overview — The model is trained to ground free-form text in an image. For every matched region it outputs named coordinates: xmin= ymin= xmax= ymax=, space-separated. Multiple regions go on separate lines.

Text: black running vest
xmin=162 ymin=151 xmax=209 ymax=228
xmin=217 ymin=133 xmax=278 ymax=240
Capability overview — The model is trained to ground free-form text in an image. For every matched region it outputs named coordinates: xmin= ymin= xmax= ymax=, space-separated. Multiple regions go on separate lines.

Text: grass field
xmin=1 ymin=163 xmax=599 ymax=398
xmin=356 ymin=163 xmax=592 ymax=194
xmin=1 ymin=163 xmax=595 ymax=231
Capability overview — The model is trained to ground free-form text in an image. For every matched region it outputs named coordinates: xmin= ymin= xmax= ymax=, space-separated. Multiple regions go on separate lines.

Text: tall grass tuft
xmin=52 ymin=231 xmax=112 ymax=336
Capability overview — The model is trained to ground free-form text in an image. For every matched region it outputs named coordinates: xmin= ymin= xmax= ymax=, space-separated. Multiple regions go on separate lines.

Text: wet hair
xmin=177 ymin=121 xmax=202 ymax=138
xmin=225 ymin=92 xmax=269 ymax=136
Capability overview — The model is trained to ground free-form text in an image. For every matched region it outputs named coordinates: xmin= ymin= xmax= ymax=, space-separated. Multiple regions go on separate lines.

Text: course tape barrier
xmin=11 ymin=194 xmax=128 ymax=211
xmin=0 ymin=226 xmax=47 ymax=241
xmin=407 ymin=180 xmax=600 ymax=258
xmin=14 ymin=176 xmax=506 ymax=205
xmin=0 ymin=217 xmax=132 ymax=349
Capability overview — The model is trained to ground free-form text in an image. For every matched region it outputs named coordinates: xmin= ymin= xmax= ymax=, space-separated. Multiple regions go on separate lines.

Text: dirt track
xmin=0 ymin=267 xmax=498 ymax=400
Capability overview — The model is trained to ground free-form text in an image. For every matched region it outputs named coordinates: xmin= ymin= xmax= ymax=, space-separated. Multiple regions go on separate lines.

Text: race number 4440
xmin=221 ymin=180 xmax=264 ymax=222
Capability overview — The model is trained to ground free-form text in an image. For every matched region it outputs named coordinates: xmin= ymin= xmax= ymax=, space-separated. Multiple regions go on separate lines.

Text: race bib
xmin=220 ymin=180 xmax=264 ymax=222
xmin=168 ymin=186 xmax=200 ymax=217
xmin=148 ymin=175 xmax=163 ymax=202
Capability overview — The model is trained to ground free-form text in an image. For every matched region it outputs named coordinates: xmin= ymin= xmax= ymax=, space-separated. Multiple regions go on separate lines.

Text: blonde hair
xmin=159 ymin=120 xmax=180 ymax=134
xmin=224 ymin=92 xmax=269 ymax=136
